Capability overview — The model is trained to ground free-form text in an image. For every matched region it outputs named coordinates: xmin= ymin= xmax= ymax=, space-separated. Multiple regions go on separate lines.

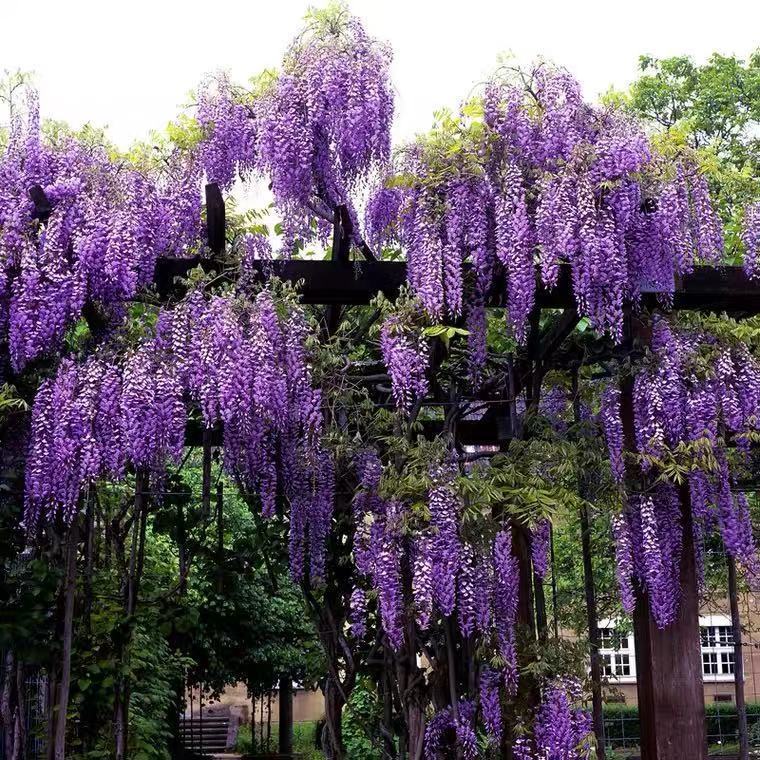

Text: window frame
xmin=598 ymin=619 xmax=637 ymax=684
xmin=700 ymin=614 xmax=736 ymax=683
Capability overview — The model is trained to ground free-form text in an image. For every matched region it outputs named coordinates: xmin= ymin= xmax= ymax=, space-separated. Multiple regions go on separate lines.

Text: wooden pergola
xmin=24 ymin=180 xmax=760 ymax=759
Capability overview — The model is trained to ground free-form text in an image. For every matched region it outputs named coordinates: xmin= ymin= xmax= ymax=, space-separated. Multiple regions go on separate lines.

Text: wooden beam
xmin=175 ymin=259 xmax=760 ymax=314
xmin=28 ymin=184 xmax=52 ymax=222
xmin=205 ymin=183 xmax=225 ymax=256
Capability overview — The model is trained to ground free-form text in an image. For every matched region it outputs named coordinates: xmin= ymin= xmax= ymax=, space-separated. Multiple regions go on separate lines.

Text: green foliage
xmin=343 ymin=677 xmax=384 ymax=760
xmin=626 ymin=52 xmax=760 ymax=261
xmin=235 ymin=720 xmax=322 ymax=759
xmin=602 ymin=701 xmax=760 ymax=749
xmin=0 ymin=383 xmax=28 ymax=424
xmin=629 ymin=54 xmax=760 ymax=154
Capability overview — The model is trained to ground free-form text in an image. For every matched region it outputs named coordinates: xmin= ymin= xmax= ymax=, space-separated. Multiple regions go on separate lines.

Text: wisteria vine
xmin=603 ymin=317 xmax=760 ymax=626
xmin=24 ymin=288 xmax=331 ymax=582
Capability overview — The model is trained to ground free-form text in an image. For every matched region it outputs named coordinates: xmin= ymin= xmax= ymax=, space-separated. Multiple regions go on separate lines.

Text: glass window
xmin=703 ymin=653 xmax=718 ymax=675
xmin=701 ymin=627 xmax=716 ymax=647
xmin=615 ymin=654 xmax=631 ymax=676
xmin=700 ymin=621 xmax=735 ymax=678
xmin=598 ymin=622 xmax=635 ymax=680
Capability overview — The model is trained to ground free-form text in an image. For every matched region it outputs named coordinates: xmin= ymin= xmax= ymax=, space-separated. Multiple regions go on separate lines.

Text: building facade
xmin=599 ymin=592 xmax=760 ymax=705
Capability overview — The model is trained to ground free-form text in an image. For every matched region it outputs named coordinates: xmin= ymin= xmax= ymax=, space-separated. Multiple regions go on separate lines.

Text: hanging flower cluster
xmin=531 ymin=678 xmax=593 ymax=760
xmin=24 ymin=289 xmax=331 ymax=581
xmin=614 ymin=486 xmax=683 ymax=628
xmin=351 ymin=452 xmax=521 ymax=713
xmin=600 ymin=385 xmax=625 ymax=483
xmin=603 ymin=317 xmax=760 ymax=625
xmin=423 ymin=700 xmax=478 ymax=760
xmin=250 ymin=10 xmax=393 ymax=253
xmin=742 ymin=201 xmax=760 ymax=280
xmin=424 ymin=678 xmax=592 ymax=759
xmin=530 ymin=519 xmax=551 ymax=580
xmin=25 ymin=357 xmax=128 ymax=528
xmin=196 ymin=72 xmax=257 ymax=190
xmin=350 ymin=449 xmax=405 ymax=648
xmin=366 ymin=64 xmax=725 ymax=348
xmin=0 ymin=87 xmax=202 ymax=371
xmin=379 ymin=312 xmax=430 ymax=413
xmin=539 ymin=385 xmax=570 ymax=432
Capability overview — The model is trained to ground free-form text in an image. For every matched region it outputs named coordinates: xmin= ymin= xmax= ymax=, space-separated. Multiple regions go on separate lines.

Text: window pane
xmin=703 ymin=653 xmax=718 ymax=675
xmin=602 ymin=654 xmax=613 ymax=677
xmin=721 ymin=652 xmax=735 ymax=675
xmin=718 ymin=627 xmax=733 ymax=646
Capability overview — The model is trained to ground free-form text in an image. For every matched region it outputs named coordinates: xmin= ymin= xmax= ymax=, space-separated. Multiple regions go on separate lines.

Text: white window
xmin=598 ymin=620 xmax=636 ymax=683
xmin=700 ymin=615 xmax=736 ymax=682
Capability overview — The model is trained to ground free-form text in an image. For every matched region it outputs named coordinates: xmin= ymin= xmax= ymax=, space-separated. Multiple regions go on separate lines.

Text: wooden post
xmin=279 ymin=673 xmax=293 ymax=756
xmin=205 ymin=183 xmax=225 ymax=256
xmin=501 ymin=521 xmax=537 ymax=759
xmin=115 ymin=470 xmax=148 ymax=760
xmin=728 ymin=555 xmax=749 ymax=760
xmin=579 ymin=501 xmax=606 ymax=759
xmin=216 ymin=481 xmax=224 ymax=594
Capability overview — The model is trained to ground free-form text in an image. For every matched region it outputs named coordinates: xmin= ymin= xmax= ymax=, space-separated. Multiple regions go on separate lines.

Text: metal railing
xmin=0 ymin=660 xmax=47 ymax=760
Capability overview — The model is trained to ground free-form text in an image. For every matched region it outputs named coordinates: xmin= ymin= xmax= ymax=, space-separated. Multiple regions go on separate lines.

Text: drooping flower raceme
xmin=602 ymin=317 xmax=760 ymax=623
xmin=533 ymin=679 xmax=593 ymax=760
xmin=24 ymin=289 xmax=330 ymax=584
xmin=531 ymin=519 xmax=551 ymax=581
xmin=253 ymin=12 xmax=393 ymax=254
xmin=0 ymin=85 xmax=202 ymax=371
xmin=366 ymin=64 xmax=725 ymax=347
xmin=742 ymin=201 xmax=760 ymax=280
xmin=380 ymin=312 xmax=429 ymax=413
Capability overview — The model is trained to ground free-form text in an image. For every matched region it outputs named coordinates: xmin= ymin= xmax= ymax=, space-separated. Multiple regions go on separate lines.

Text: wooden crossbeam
xmin=161 ymin=258 xmax=760 ymax=315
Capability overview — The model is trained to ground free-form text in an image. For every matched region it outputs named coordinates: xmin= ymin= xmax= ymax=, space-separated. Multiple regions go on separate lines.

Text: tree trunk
xmin=322 ymin=675 xmax=345 ymax=760
xmin=571 ymin=369 xmax=605 ymax=757
xmin=114 ymin=470 xmax=148 ymax=760
xmin=83 ymin=491 xmax=95 ymax=637
xmin=216 ymin=480 xmax=224 ymax=594
xmin=53 ymin=521 xmax=79 ymax=760
xmin=618 ymin=362 xmax=707 ymax=760
xmin=579 ymin=502 xmax=606 ymax=759
xmin=631 ymin=486 xmax=706 ymax=759
xmin=12 ymin=660 xmax=25 ymax=760
xmin=278 ymin=673 xmax=293 ymax=756
xmin=533 ymin=569 xmax=548 ymax=643
xmin=2 ymin=650 xmax=17 ymax=760
xmin=501 ymin=521 xmax=537 ymax=759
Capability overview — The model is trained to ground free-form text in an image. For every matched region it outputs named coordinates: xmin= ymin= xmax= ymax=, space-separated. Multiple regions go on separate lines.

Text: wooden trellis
xmin=21 ymin=181 xmax=760 ymax=760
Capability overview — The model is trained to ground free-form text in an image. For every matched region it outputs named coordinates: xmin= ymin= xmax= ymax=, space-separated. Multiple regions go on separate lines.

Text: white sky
xmin=2 ymin=0 xmax=759 ymax=149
